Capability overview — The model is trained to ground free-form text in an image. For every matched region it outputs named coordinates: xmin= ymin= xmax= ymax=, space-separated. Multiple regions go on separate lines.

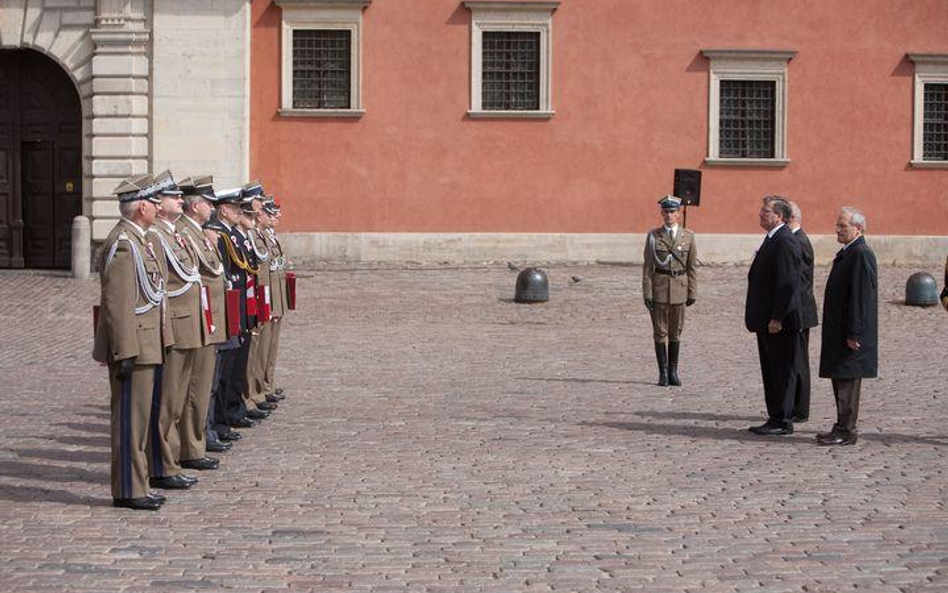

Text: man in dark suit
xmin=745 ymin=196 xmax=802 ymax=436
xmin=817 ymin=207 xmax=877 ymax=446
xmin=788 ymin=201 xmax=818 ymax=422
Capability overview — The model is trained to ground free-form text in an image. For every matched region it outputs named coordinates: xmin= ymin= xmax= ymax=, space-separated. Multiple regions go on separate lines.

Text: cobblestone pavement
xmin=0 ymin=263 xmax=946 ymax=593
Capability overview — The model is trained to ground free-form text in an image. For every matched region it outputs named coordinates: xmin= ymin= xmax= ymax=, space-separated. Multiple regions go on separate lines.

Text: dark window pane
xmin=718 ymin=80 xmax=776 ymax=158
xmin=292 ymin=29 xmax=351 ymax=109
xmin=482 ymin=31 xmax=540 ymax=110
xmin=923 ymin=83 xmax=948 ymax=161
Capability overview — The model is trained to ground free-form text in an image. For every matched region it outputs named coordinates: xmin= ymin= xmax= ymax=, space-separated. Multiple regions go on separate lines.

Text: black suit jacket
xmin=795 ymin=228 xmax=819 ymax=329
xmin=745 ymin=224 xmax=803 ymax=333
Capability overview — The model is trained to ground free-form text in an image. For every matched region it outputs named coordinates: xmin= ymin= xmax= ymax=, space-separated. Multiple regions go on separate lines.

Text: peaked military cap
xmin=658 ymin=195 xmax=682 ymax=210
xmin=242 ymin=180 xmax=264 ymax=199
xmin=114 ymin=174 xmax=161 ymax=204
xmin=239 ymin=194 xmax=257 ymax=214
xmin=203 ymin=211 xmax=229 ymax=233
xmin=262 ymin=198 xmax=281 ymax=216
xmin=150 ymin=170 xmax=183 ymax=197
xmin=179 ymin=174 xmax=216 ymax=199
xmin=215 ymin=187 xmax=244 ymax=204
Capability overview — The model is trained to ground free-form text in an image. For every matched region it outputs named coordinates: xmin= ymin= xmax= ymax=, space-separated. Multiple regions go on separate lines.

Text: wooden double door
xmin=0 ymin=49 xmax=82 ymax=269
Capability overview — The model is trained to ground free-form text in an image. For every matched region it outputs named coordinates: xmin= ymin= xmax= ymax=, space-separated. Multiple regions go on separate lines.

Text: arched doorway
xmin=0 ymin=49 xmax=82 ymax=269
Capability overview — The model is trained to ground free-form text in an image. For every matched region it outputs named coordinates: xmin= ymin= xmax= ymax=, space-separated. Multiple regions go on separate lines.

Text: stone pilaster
xmin=89 ymin=0 xmax=150 ymax=240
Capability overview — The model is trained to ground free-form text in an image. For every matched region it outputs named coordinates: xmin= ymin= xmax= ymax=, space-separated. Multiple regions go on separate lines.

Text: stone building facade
xmin=0 ymin=0 xmax=249 ymax=269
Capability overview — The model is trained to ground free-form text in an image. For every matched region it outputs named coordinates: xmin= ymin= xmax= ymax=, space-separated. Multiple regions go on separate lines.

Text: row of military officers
xmin=93 ymin=172 xmax=293 ymax=510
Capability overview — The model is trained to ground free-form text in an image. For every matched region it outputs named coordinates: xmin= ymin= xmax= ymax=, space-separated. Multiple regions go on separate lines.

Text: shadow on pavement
xmin=13 ymin=448 xmax=107 ymax=464
xmin=0 ymin=483 xmax=109 ymax=506
xmin=52 ymin=421 xmax=108 ymax=434
xmin=583 ymin=420 xmax=807 ymax=444
xmin=0 ymin=459 xmax=108 ymax=484
xmin=517 ymin=376 xmax=655 ymax=387
xmin=632 ymin=410 xmax=762 ymax=423
xmin=44 ymin=435 xmax=109 ymax=449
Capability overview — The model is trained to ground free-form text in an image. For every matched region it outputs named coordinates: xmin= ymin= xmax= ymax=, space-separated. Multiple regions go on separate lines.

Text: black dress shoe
xmin=265 ymin=394 xmax=280 ymax=403
xmin=179 ymin=473 xmax=198 ymax=485
xmin=150 ymin=474 xmax=195 ymax=489
xmin=181 ymin=457 xmax=220 ymax=470
xmin=219 ymin=430 xmax=242 ymax=441
xmin=749 ymin=422 xmax=793 ymax=436
xmin=257 ymin=401 xmax=278 ymax=411
xmin=792 ymin=415 xmax=809 ymax=423
xmin=147 ymin=491 xmax=167 ymax=503
xmin=274 ymin=387 xmax=284 ymax=396
xmin=114 ymin=497 xmax=162 ymax=510
xmin=246 ymin=408 xmax=270 ymax=420
xmin=816 ymin=431 xmax=857 ymax=446
xmin=206 ymin=440 xmax=231 ymax=453
xmin=230 ymin=417 xmax=256 ymax=428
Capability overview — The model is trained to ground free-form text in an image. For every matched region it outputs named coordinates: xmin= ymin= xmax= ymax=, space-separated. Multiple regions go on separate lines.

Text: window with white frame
xmin=908 ymin=54 xmax=948 ymax=167
xmin=465 ymin=1 xmax=558 ymax=118
xmin=702 ymin=50 xmax=796 ymax=166
xmin=275 ymin=0 xmax=370 ymax=117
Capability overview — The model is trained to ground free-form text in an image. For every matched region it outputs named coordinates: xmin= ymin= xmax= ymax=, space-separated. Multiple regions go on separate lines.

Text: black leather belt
xmin=656 ymin=269 xmax=686 ymax=277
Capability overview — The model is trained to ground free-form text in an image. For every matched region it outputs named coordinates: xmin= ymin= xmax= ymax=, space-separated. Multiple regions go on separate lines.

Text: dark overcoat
xmin=745 ymin=224 xmax=802 ymax=333
xmin=795 ymin=228 xmax=819 ymax=329
xmin=818 ymin=236 xmax=878 ymax=378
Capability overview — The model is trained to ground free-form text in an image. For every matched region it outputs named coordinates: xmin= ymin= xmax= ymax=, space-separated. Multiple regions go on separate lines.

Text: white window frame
xmin=275 ymin=0 xmax=370 ymax=118
xmin=908 ymin=53 xmax=948 ymax=168
xmin=702 ymin=49 xmax=795 ymax=167
xmin=464 ymin=1 xmax=559 ymax=119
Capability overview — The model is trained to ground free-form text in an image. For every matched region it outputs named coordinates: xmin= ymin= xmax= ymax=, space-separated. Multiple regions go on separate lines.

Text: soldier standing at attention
xmin=145 ymin=171 xmax=204 ymax=489
xmin=642 ymin=195 xmax=697 ymax=386
xmin=177 ymin=175 xmax=231 ymax=459
xmin=93 ymin=175 xmax=167 ymax=510
xmin=259 ymin=198 xmax=288 ymax=403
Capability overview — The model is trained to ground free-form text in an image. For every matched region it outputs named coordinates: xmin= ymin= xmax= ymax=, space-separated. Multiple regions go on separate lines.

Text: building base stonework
xmin=280 ymin=232 xmax=948 ymax=267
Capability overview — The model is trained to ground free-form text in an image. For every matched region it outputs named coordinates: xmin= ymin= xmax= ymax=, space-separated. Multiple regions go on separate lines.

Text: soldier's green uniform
xmin=642 ymin=195 xmax=697 ymax=386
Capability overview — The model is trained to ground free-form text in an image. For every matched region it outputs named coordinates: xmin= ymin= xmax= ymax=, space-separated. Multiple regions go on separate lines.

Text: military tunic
xmin=93 ymin=219 xmax=166 ymax=500
xmin=146 ymin=218 xmax=202 ymax=477
xmin=261 ymin=226 xmax=287 ymax=396
xmin=177 ymin=215 xmax=227 ymax=460
xmin=642 ymin=226 xmax=697 ymax=342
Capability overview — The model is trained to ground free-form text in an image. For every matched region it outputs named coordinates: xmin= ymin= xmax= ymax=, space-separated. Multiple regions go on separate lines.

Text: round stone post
xmin=72 ymin=215 xmax=91 ymax=280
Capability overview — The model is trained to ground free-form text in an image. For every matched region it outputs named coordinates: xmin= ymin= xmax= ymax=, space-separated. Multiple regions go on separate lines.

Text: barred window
xmin=482 ymin=31 xmax=540 ymax=111
xmin=923 ymin=83 xmax=948 ymax=161
xmin=719 ymin=80 xmax=776 ymax=159
xmin=292 ymin=29 xmax=351 ymax=110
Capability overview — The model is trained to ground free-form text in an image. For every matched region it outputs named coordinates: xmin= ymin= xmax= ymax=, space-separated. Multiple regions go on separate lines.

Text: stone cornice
xmin=702 ymin=49 xmax=797 ymax=62
xmin=465 ymin=1 xmax=560 ymax=12
xmin=907 ymin=53 xmax=948 ymax=65
xmin=274 ymin=0 xmax=371 ymax=8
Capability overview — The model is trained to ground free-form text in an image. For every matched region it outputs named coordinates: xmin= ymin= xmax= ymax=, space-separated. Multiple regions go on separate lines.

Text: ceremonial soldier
xmin=241 ymin=182 xmax=277 ymax=414
xmin=214 ymin=188 xmax=261 ymax=428
xmin=642 ymin=195 xmax=697 ymax=386
xmin=177 ymin=175 xmax=231 ymax=457
xmin=145 ymin=171 xmax=206 ymax=488
xmin=259 ymin=198 xmax=288 ymax=402
xmin=93 ymin=174 xmax=167 ymax=510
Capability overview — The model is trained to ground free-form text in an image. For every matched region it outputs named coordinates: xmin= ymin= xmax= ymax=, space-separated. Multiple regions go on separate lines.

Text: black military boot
xmin=654 ymin=342 xmax=669 ymax=386
xmin=667 ymin=341 xmax=681 ymax=386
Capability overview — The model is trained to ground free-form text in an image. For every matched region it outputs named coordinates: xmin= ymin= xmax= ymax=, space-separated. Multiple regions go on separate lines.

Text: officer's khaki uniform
xmin=147 ymin=218 xmax=202 ymax=477
xmin=642 ymin=226 xmax=697 ymax=341
xmin=93 ymin=219 xmax=166 ymax=500
xmin=244 ymin=227 xmax=271 ymax=408
xmin=262 ymin=227 xmax=287 ymax=395
xmin=177 ymin=215 xmax=227 ymax=461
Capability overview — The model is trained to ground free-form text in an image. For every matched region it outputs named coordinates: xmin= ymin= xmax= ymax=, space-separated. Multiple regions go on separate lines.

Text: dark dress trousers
xmin=793 ymin=228 xmax=819 ymax=419
xmin=745 ymin=225 xmax=803 ymax=425
xmin=819 ymin=236 xmax=878 ymax=435
xmin=216 ymin=224 xmax=253 ymax=427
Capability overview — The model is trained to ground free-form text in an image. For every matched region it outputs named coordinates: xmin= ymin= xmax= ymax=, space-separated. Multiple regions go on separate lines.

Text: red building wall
xmin=250 ymin=0 xmax=948 ymax=235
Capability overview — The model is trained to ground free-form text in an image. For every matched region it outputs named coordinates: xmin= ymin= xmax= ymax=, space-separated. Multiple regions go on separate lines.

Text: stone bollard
xmin=514 ymin=267 xmax=549 ymax=303
xmin=904 ymin=271 xmax=938 ymax=306
xmin=72 ymin=215 xmax=91 ymax=280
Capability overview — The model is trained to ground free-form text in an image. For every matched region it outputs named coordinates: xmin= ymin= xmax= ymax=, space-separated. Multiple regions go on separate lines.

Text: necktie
xmin=667 ymin=228 xmax=675 ymax=244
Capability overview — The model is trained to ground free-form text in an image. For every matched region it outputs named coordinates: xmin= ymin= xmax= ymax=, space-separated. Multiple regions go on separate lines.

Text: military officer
xmin=642 ymin=195 xmax=698 ymax=386
xmin=259 ymin=198 xmax=288 ymax=402
xmin=214 ymin=188 xmax=260 ymax=428
xmin=145 ymin=171 xmax=207 ymax=488
xmin=241 ymin=182 xmax=277 ymax=414
xmin=177 ymin=175 xmax=231 ymax=457
xmin=93 ymin=174 xmax=167 ymax=510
